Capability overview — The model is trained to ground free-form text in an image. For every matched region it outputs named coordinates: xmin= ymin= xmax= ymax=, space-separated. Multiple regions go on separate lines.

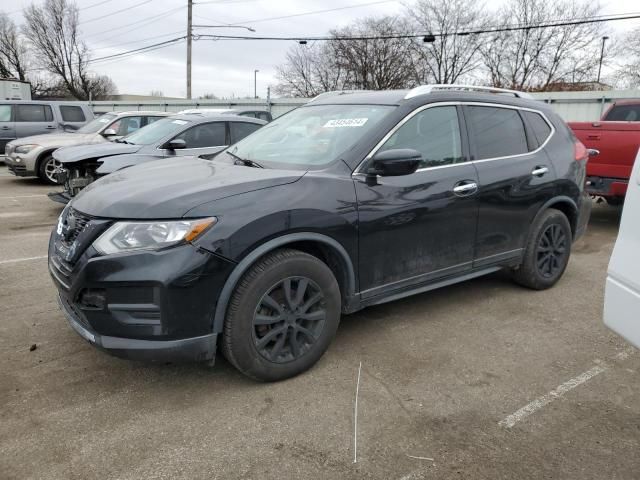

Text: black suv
xmin=49 ymin=86 xmax=591 ymax=381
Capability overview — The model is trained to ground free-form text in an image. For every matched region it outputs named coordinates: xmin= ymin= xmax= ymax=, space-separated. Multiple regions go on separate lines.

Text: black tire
xmin=222 ymin=248 xmax=341 ymax=382
xmin=37 ymin=154 xmax=62 ymax=185
xmin=512 ymin=208 xmax=572 ymax=290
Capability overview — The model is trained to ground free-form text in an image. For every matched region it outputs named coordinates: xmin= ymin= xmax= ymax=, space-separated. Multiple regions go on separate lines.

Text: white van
xmin=604 ymin=148 xmax=640 ymax=348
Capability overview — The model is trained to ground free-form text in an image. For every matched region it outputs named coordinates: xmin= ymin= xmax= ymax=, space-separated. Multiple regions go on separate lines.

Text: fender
xmin=211 ymin=232 xmax=357 ymax=333
xmin=528 ymin=195 xmax=578 ymax=238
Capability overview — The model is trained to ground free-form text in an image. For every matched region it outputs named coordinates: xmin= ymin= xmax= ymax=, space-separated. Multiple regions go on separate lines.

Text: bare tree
xmin=275 ymin=16 xmax=415 ymax=96
xmin=275 ymin=42 xmax=350 ymax=97
xmin=615 ymin=27 xmax=640 ymax=88
xmin=22 ymin=0 xmax=116 ymax=100
xmin=0 ymin=13 xmax=29 ymax=81
xmin=405 ymin=0 xmax=487 ymax=84
xmin=480 ymin=0 xmax=605 ymax=91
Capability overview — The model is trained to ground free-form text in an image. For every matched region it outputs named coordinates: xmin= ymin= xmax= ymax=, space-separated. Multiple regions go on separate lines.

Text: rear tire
xmin=37 ymin=154 xmax=62 ymax=185
xmin=512 ymin=208 xmax=572 ymax=290
xmin=222 ymin=248 xmax=341 ymax=382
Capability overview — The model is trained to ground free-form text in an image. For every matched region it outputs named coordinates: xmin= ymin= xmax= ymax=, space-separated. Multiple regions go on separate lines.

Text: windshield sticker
xmin=323 ymin=118 xmax=368 ymax=128
xmin=172 ymin=120 xmax=188 ymax=125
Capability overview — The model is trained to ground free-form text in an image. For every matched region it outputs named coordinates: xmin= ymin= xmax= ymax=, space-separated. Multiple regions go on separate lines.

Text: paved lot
xmin=0 ymin=164 xmax=638 ymax=480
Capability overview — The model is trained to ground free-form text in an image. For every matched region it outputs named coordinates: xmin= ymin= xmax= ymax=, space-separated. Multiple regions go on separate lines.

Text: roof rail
xmin=308 ymin=90 xmax=372 ymax=103
xmin=404 ymin=84 xmax=533 ymax=100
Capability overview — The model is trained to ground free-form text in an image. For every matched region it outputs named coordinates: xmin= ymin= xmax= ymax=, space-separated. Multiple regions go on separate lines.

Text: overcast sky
xmin=5 ymin=0 xmax=640 ymax=98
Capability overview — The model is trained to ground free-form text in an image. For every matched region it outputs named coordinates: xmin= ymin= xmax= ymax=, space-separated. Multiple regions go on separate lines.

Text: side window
xmin=258 ymin=112 xmax=270 ymax=121
xmin=521 ymin=111 xmax=552 ymax=149
xmin=0 ymin=105 xmax=11 ymax=122
xmin=604 ymin=104 xmax=640 ymax=121
xmin=174 ymin=122 xmax=226 ymax=148
xmin=110 ymin=117 xmax=142 ymax=136
xmin=240 ymin=112 xmax=257 ymax=118
xmin=230 ymin=121 xmax=261 ymax=143
xmin=145 ymin=116 xmax=163 ymax=125
xmin=467 ymin=106 xmax=528 ymax=160
xmin=378 ymin=106 xmax=463 ymax=168
xmin=60 ymin=105 xmax=86 ymax=122
xmin=15 ymin=104 xmax=53 ymax=122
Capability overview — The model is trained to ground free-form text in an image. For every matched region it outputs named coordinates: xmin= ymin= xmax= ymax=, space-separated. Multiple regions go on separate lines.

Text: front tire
xmin=38 ymin=154 xmax=62 ymax=185
xmin=512 ymin=208 xmax=572 ymax=290
xmin=222 ymin=249 xmax=341 ymax=382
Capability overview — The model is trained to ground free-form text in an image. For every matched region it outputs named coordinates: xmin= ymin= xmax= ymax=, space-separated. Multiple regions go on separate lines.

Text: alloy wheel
xmin=252 ymin=276 xmax=327 ymax=364
xmin=44 ymin=158 xmax=62 ymax=184
xmin=536 ymin=224 xmax=567 ymax=278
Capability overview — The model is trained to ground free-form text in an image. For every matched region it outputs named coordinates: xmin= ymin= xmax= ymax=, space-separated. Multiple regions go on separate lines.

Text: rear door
xmin=465 ymin=104 xmax=557 ymax=267
xmin=168 ymin=121 xmax=228 ymax=156
xmin=0 ymin=104 xmax=15 ymax=153
xmin=354 ymin=104 xmax=480 ymax=298
xmin=14 ymin=103 xmax=57 ymax=137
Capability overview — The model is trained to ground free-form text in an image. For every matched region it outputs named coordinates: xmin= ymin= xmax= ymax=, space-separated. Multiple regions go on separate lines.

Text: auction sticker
xmin=323 ymin=118 xmax=368 ymax=128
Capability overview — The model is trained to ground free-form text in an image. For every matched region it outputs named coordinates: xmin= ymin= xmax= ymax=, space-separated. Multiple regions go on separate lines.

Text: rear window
xmin=15 ymin=104 xmax=53 ymax=122
xmin=60 ymin=105 xmax=86 ymax=122
xmin=604 ymin=104 xmax=640 ymax=121
xmin=467 ymin=106 xmax=528 ymax=160
xmin=522 ymin=110 xmax=553 ymax=148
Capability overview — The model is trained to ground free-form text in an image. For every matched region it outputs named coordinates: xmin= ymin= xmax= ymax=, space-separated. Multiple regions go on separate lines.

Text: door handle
xmin=531 ymin=166 xmax=549 ymax=177
xmin=1 ymin=126 xmax=10 ymax=130
xmin=45 ymin=126 xmax=56 ymax=129
xmin=453 ymin=181 xmax=478 ymax=196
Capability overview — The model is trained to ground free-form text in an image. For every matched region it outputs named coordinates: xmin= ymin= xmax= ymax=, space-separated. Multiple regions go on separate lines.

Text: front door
xmin=463 ymin=105 xmax=557 ymax=267
xmin=354 ymin=105 xmax=480 ymax=299
xmin=0 ymin=104 xmax=15 ymax=153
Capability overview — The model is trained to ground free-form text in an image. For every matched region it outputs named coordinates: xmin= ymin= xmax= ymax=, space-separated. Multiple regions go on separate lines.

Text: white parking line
xmin=0 ymin=255 xmax=48 ymax=265
xmin=0 ymin=194 xmax=47 ymax=199
xmin=499 ymin=347 xmax=635 ymax=428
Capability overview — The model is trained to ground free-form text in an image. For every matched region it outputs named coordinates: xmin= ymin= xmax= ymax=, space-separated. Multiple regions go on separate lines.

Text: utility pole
xmin=596 ymin=36 xmax=609 ymax=84
xmin=187 ymin=0 xmax=193 ymax=99
xmin=254 ymin=69 xmax=259 ymax=99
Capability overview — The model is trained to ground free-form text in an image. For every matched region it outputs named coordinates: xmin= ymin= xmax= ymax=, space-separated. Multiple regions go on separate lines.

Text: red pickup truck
xmin=569 ymin=100 xmax=640 ymax=205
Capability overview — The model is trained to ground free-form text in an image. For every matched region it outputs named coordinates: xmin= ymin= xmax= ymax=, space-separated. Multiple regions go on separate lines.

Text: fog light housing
xmin=78 ymin=289 xmax=106 ymax=310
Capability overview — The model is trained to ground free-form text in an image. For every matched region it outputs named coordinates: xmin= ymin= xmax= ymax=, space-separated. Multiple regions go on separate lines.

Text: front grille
xmin=62 ymin=208 xmax=91 ymax=246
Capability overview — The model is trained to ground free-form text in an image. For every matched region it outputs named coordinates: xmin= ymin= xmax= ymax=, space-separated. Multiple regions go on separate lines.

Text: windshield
xmin=123 ymin=117 xmax=192 ymax=145
xmin=76 ymin=113 xmax=117 ymax=134
xmin=226 ymin=104 xmax=394 ymax=169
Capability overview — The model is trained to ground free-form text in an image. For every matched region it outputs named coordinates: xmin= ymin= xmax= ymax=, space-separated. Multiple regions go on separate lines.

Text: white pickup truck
xmin=604 ymin=148 xmax=640 ymax=348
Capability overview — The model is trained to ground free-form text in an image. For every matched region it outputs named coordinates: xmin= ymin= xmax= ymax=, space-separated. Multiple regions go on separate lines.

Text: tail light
xmin=574 ymin=140 xmax=588 ymax=161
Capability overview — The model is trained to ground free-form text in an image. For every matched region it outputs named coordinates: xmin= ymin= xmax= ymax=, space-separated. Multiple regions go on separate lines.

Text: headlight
xmin=93 ymin=218 xmax=216 ymax=255
xmin=15 ymin=144 xmax=38 ymax=154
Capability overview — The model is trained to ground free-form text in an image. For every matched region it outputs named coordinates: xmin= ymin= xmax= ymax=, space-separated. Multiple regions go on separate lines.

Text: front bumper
xmin=4 ymin=149 xmax=39 ymax=176
xmin=57 ymin=294 xmax=218 ymax=362
xmin=49 ymin=219 xmax=236 ymax=363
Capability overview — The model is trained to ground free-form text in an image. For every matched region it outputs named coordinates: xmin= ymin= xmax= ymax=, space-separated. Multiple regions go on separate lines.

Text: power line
xmin=79 ymin=0 xmax=154 ymax=25
xmin=5 ymin=0 xmax=115 ymax=16
xmin=195 ymin=13 xmax=640 ymax=41
xmin=89 ymin=36 xmax=187 ymax=64
xmin=193 ymin=0 xmax=399 ymax=26
xmin=92 ymin=30 xmax=185 ymax=52
xmin=84 ymin=6 xmax=186 ymax=39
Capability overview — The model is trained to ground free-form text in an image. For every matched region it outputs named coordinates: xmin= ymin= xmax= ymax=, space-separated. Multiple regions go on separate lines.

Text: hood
xmin=54 ymin=142 xmax=142 ymax=163
xmin=71 ymin=157 xmax=306 ymax=219
xmin=10 ymin=132 xmax=101 ymax=147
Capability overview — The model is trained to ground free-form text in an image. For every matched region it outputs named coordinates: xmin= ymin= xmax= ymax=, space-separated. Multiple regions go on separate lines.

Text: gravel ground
xmin=0 ymin=165 xmax=638 ymax=480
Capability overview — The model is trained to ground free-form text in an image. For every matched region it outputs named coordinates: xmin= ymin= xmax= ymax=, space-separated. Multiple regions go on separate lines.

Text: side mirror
xmin=588 ymin=148 xmax=600 ymax=158
xmin=102 ymin=128 xmax=117 ymax=137
xmin=166 ymin=139 xmax=187 ymax=150
xmin=367 ymin=149 xmax=422 ymax=177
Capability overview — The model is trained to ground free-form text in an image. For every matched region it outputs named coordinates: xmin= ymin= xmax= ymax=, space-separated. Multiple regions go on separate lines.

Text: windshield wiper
xmin=227 ymin=151 xmax=263 ymax=168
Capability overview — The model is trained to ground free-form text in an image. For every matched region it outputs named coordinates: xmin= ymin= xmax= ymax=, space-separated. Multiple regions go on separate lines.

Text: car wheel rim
xmin=536 ymin=224 xmax=567 ymax=278
xmin=252 ymin=276 xmax=326 ymax=364
xmin=44 ymin=158 xmax=61 ymax=183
